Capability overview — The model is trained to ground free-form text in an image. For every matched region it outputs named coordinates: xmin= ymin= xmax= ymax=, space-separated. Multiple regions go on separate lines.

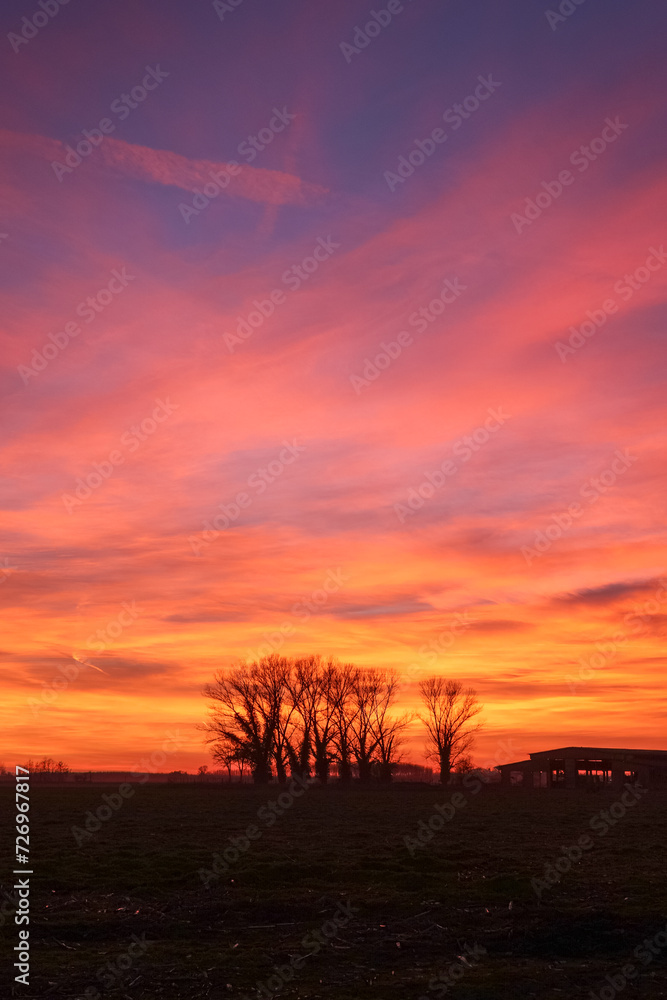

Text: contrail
xmin=71 ymin=652 xmax=109 ymax=675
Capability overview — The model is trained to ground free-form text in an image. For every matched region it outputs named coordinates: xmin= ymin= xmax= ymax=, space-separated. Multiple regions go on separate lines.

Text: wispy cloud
xmin=0 ymin=129 xmax=328 ymax=206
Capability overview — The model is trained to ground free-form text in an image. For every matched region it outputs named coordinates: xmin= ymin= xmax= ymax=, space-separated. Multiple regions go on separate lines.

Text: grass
xmin=1 ymin=781 xmax=666 ymax=998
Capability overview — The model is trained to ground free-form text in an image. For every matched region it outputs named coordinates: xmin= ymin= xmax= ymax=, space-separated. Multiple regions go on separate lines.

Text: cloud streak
xmin=0 ymin=128 xmax=328 ymax=206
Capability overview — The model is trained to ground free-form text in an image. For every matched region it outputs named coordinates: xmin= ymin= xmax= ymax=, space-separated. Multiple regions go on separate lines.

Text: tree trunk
xmin=253 ymin=761 xmax=272 ymax=785
xmin=338 ymin=755 xmax=352 ymax=784
xmin=358 ymin=758 xmax=373 ymax=782
xmin=378 ymin=760 xmax=393 ymax=783
xmin=275 ymin=756 xmax=287 ymax=784
xmin=315 ymin=750 xmax=329 ymax=785
xmin=439 ymin=754 xmax=451 ymax=785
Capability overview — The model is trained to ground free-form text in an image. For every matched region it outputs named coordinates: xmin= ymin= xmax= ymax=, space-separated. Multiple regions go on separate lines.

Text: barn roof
xmin=495 ymin=746 xmax=667 ymax=771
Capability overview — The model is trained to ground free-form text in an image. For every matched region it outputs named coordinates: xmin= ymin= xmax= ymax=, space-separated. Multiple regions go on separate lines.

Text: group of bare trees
xmin=202 ymin=655 xmax=481 ymax=786
xmin=0 ymin=758 xmax=71 ymax=780
xmin=17 ymin=757 xmax=70 ymax=773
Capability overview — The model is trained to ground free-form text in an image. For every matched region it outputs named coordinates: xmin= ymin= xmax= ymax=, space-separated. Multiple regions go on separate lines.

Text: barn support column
xmin=564 ymin=757 xmax=578 ymax=789
xmin=611 ymin=763 xmax=625 ymax=789
xmin=636 ymin=766 xmax=650 ymax=789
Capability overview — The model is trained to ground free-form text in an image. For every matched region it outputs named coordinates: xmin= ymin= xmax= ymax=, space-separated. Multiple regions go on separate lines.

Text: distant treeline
xmin=0 ymin=762 xmax=442 ymax=784
xmin=0 ymin=757 xmax=70 ymax=778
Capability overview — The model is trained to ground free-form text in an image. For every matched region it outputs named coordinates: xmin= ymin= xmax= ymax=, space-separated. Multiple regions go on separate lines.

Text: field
xmin=2 ymin=781 xmax=666 ymax=999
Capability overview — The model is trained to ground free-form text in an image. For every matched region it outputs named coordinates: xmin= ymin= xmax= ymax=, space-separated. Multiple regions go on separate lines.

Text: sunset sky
xmin=1 ymin=0 xmax=666 ymax=771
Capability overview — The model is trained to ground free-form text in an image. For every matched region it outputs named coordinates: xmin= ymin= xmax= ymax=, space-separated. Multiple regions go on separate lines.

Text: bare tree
xmin=454 ymin=755 xmax=473 ymax=774
xmin=370 ymin=673 xmax=412 ymax=782
xmin=347 ymin=668 xmax=407 ymax=782
xmin=15 ymin=758 xmax=71 ymax=781
xmin=217 ymin=746 xmax=252 ymax=782
xmin=202 ymin=660 xmax=283 ymax=784
xmin=418 ymin=678 xmax=482 ymax=784
xmin=330 ymin=662 xmax=358 ymax=783
xmin=290 ymin=656 xmax=346 ymax=784
xmin=279 ymin=662 xmax=311 ymax=779
xmin=346 ymin=669 xmax=381 ymax=781
xmin=262 ymin=657 xmax=296 ymax=784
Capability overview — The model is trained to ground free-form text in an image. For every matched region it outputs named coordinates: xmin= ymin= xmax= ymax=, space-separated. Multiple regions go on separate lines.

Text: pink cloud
xmin=0 ymin=128 xmax=328 ymax=206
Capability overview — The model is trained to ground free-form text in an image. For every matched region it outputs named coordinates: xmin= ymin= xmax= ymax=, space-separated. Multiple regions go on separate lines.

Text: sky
xmin=1 ymin=0 xmax=666 ymax=772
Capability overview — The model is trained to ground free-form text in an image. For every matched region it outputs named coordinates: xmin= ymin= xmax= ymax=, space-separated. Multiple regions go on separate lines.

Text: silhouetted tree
xmin=291 ymin=656 xmax=346 ymax=784
xmin=202 ymin=660 xmax=283 ymax=784
xmin=330 ymin=662 xmax=357 ymax=783
xmin=18 ymin=758 xmax=70 ymax=775
xmin=347 ymin=669 xmax=380 ymax=781
xmin=203 ymin=656 xmax=413 ymax=784
xmin=418 ymin=678 xmax=482 ymax=784
xmin=371 ymin=673 xmax=412 ymax=782
xmin=262 ymin=657 xmax=295 ymax=784
xmin=347 ymin=669 xmax=407 ymax=781
xmin=281 ymin=660 xmax=312 ymax=780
